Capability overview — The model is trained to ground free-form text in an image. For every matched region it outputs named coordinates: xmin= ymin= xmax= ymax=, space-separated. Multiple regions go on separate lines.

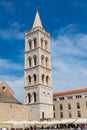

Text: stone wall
xmin=0 ymin=103 xmax=29 ymax=121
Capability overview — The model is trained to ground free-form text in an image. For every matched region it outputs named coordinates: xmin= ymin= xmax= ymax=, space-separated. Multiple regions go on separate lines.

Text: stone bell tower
xmin=24 ymin=11 xmax=53 ymax=121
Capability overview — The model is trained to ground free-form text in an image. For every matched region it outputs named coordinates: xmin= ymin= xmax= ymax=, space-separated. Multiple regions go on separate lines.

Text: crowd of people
xmin=1 ymin=124 xmax=87 ymax=130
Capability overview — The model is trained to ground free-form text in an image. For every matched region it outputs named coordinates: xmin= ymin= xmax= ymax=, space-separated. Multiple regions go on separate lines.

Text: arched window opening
xmin=41 ymin=38 xmax=44 ymax=48
xmin=41 ymin=55 xmax=44 ymax=65
xmin=45 ymin=57 xmax=48 ymax=67
xmin=43 ymin=92 xmax=46 ymax=96
xmin=42 ymin=74 xmax=45 ymax=82
xmin=28 ymin=57 xmax=32 ymax=67
xmin=42 ymin=112 xmax=44 ymax=119
xmin=45 ymin=40 xmax=48 ymax=50
xmin=33 ymin=92 xmax=36 ymax=102
xmin=28 ymin=93 xmax=31 ymax=103
xmin=33 ymin=38 xmax=37 ymax=48
xmin=33 ymin=74 xmax=37 ymax=82
xmin=28 ymin=75 xmax=31 ymax=83
xmin=33 ymin=55 xmax=37 ymax=66
xmin=47 ymin=93 xmax=50 ymax=97
xmin=46 ymin=76 xmax=49 ymax=84
xmin=28 ymin=40 xmax=32 ymax=50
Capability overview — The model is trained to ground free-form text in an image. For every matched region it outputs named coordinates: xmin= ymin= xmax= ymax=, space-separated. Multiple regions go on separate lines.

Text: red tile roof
xmin=53 ymin=88 xmax=87 ymax=97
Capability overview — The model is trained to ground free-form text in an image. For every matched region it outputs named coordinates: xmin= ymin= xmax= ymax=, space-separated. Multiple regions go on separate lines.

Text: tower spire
xmin=32 ymin=11 xmax=43 ymax=29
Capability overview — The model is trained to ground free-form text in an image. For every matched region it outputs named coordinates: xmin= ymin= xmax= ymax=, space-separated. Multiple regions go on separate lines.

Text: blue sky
xmin=0 ymin=0 xmax=87 ymax=103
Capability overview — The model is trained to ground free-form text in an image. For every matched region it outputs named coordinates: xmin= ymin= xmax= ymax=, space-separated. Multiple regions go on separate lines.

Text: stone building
xmin=0 ymin=11 xmax=87 ymax=122
xmin=0 ymin=11 xmax=53 ymax=121
xmin=53 ymin=88 xmax=87 ymax=120
xmin=0 ymin=82 xmax=29 ymax=121
xmin=24 ymin=11 xmax=53 ymax=121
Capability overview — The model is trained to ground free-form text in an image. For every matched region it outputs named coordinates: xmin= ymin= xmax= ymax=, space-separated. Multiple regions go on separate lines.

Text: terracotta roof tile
xmin=53 ymin=88 xmax=87 ymax=97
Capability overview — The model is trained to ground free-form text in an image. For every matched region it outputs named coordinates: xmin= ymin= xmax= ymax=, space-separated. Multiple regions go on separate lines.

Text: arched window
xmin=41 ymin=55 xmax=44 ymax=65
xmin=46 ymin=75 xmax=49 ymax=83
xmin=45 ymin=57 xmax=48 ymax=67
xmin=28 ymin=93 xmax=31 ymax=103
xmin=41 ymin=38 xmax=44 ymax=48
xmin=33 ymin=74 xmax=37 ymax=82
xmin=42 ymin=112 xmax=44 ymax=119
xmin=43 ymin=92 xmax=46 ymax=96
xmin=28 ymin=57 xmax=32 ymax=67
xmin=42 ymin=74 xmax=45 ymax=82
xmin=33 ymin=92 xmax=36 ymax=102
xmin=45 ymin=40 xmax=48 ymax=50
xmin=28 ymin=39 xmax=32 ymax=50
xmin=33 ymin=38 xmax=37 ymax=48
xmin=33 ymin=55 xmax=37 ymax=65
xmin=28 ymin=75 xmax=31 ymax=83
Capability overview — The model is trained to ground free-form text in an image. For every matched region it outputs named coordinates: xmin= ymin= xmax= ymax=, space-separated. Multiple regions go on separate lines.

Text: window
xmin=59 ymin=97 xmax=65 ymax=100
xmin=45 ymin=40 xmax=48 ymax=50
xmin=33 ymin=92 xmax=36 ymax=102
xmin=53 ymin=112 xmax=55 ymax=118
xmin=28 ymin=39 xmax=32 ymax=50
xmin=60 ymin=112 xmax=63 ymax=118
xmin=45 ymin=57 xmax=48 ymax=67
xmin=77 ymin=102 xmax=80 ymax=109
xmin=46 ymin=76 xmax=49 ymax=84
xmin=77 ymin=111 xmax=81 ymax=117
xmin=60 ymin=104 xmax=63 ymax=110
xmin=33 ymin=55 xmax=37 ymax=65
xmin=68 ymin=103 xmax=71 ymax=110
xmin=33 ymin=38 xmax=37 ymax=48
xmin=2 ymin=86 xmax=5 ymax=90
xmin=29 ymin=57 xmax=31 ymax=67
xmin=76 ymin=95 xmax=82 ymax=98
xmin=67 ymin=96 xmax=73 ymax=99
xmin=42 ymin=74 xmax=45 ymax=82
xmin=53 ymin=105 xmax=55 ymax=111
xmin=41 ymin=55 xmax=44 ymax=65
xmin=41 ymin=38 xmax=44 ymax=48
xmin=28 ymin=93 xmax=31 ymax=103
xmin=28 ymin=57 xmax=32 ymax=67
xmin=86 ymin=101 xmax=87 ymax=108
xmin=42 ymin=112 xmax=44 ymax=119
xmin=28 ymin=75 xmax=31 ymax=83
xmin=68 ymin=111 xmax=72 ymax=118
xmin=53 ymin=98 xmax=57 ymax=101
xmin=33 ymin=74 xmax=37 ymax=82
xmin=43 ymin=92 xmax=46 ymax=96
xmin=85 ymin=95 xmax=87 ymax=98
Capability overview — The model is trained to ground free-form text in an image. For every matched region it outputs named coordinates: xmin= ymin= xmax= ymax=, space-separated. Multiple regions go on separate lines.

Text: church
xmin=0 ymin=11 xmax=53 ymax=121
xmin=0 ymin=11 xmax=87 ymax=122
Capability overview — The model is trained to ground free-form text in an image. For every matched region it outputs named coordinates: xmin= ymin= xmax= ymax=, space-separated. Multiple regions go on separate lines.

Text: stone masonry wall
xmin=0 ymin=103 xmax=29 ymax=122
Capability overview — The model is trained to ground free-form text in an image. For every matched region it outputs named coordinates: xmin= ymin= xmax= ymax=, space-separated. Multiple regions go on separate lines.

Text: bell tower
xmin=24 ymin=11 xmax=53 ymax=121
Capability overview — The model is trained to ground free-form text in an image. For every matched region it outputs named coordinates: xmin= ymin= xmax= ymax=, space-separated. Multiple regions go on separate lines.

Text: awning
xmin=60 ymin=119 xmax=76 ymax=124
xmin=74 ymin=118 xmax=87 ymax=124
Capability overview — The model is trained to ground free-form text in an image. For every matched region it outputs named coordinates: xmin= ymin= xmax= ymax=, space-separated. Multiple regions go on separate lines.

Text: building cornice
xmin=24 ymin=65 xmax=52 ymax=71
xmin=24 ymin=47 xmax=51 ymax=54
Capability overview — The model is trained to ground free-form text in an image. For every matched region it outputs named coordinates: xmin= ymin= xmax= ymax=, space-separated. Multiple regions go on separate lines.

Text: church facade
xmin=0 ymin=11 xmax=53 ymax=121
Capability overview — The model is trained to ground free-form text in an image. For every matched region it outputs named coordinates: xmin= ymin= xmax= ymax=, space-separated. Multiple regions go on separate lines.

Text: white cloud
xmin=0 ymin=22 xmax=25 ymax=40
xmin=51 ymin=24 xmax=87 ymax=93
xmin=0 ymin=24 xmax=87 ymax=103
xmin=0 ymin=1 xmax=15 ymax=12
xmin=0 ymin=59 xmax=23 ymax=72
xmin=0 ymin=58 xmax=24 ymax=103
